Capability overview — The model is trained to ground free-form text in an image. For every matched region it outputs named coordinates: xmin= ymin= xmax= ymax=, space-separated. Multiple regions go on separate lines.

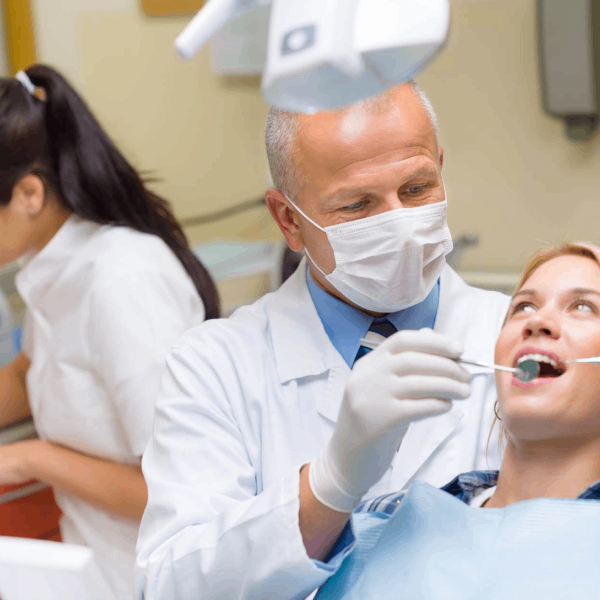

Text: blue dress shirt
xmin=306 ymin=270 xmax=441 ymax=367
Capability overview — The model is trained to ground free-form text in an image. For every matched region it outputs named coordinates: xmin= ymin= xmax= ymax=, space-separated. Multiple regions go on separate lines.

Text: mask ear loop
xmin=283 ymin=193 xmax=331 ymax=277
xmin=283 ymin=194 xmax=327 ymax=232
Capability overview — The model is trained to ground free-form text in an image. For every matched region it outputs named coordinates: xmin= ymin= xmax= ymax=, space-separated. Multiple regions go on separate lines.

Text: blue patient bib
xmin=324 ymin=481 xmax=600 ymax=600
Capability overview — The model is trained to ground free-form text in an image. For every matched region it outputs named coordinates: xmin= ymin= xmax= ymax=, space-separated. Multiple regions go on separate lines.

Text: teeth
xmin=517 ymin=353 xmax=560 ymax=369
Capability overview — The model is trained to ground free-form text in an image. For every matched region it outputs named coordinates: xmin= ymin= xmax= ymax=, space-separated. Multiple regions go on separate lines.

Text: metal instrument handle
xmin=358 ymin=338 xmax=518 ymax=373
xmin=567 ymin=356 xmax=600 ymax=364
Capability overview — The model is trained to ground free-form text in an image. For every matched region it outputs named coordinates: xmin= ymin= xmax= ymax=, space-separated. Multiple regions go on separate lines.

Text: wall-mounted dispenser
xmin=538 ymin=0 xmax=600 ymax=140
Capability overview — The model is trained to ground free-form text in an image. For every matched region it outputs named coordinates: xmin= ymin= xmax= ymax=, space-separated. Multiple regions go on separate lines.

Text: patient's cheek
xmin=494 ymin=329 xmax=513 ymax=367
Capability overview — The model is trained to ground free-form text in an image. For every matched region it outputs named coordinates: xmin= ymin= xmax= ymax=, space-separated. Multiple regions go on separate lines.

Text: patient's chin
xmin=503 ymin=408 xmax=600 ymax=444
xmin=501 ymin=383 xmax=600 ymax=442
xmin=503 ymin=419 xmax=566 ymax=444
xmin=501 ymin=400 xmax=570 ymax=441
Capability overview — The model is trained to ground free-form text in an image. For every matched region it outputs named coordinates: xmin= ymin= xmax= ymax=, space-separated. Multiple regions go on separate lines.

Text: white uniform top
xmin=16 ymin=215 xmax=206 ymax=600
xmin=136 ymin=261 xmax=511 ymax=600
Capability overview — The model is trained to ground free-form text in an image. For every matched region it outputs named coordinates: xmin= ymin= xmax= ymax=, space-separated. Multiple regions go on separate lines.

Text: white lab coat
xmin=136 ymin=261 xmax=511 ymax=600
xmin=16 ymin=216 xmax=206 ymax=600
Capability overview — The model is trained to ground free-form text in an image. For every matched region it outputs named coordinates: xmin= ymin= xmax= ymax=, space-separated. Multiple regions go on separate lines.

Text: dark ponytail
xmin=0 ymin=65 xmax=219 ymax=319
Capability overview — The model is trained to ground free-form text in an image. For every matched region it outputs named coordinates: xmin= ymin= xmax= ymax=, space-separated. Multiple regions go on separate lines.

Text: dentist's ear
xmin=438 ymin=147 xmax=444 ymax=169
xmin=265 ymin=188 xmax=305 ymax=252
xmin=11 ymin=174 xmax=45 ymax=219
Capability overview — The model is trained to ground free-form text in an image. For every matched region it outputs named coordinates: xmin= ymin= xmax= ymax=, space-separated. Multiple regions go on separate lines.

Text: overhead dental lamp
xmin=174 ymin=0 xmax=450 ymax=113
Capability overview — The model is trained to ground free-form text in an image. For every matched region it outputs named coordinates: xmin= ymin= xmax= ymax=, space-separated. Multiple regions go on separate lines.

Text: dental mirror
xmin=514 ymin=356 xmax=600 ymax=383
xmin=512 ymin=356 xmax=600 ymax=383
xmin=513 ymin=359 xmax=540 ymax=383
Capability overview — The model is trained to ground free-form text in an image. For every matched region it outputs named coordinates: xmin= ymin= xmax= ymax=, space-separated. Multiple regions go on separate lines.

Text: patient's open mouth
xmin=514 ymin=350 xmax=566 ymax=379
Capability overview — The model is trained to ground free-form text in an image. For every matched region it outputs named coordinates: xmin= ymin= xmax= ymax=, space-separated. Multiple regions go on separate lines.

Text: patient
xmin=312 ymin=243 xmax=600 ymax=600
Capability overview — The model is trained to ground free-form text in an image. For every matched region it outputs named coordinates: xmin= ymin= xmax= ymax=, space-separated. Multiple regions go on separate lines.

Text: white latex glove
xmin=309 ymin=328 xmax=471 ymax=512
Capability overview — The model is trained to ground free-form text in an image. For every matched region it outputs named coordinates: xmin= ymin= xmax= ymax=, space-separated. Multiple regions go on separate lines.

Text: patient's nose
xmin=522 ymin=311 xmax=560 ymax=340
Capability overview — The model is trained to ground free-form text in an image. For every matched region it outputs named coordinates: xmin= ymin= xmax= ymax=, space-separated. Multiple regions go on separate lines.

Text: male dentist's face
xmin=267 ymin=84 xmax=445 ymax=307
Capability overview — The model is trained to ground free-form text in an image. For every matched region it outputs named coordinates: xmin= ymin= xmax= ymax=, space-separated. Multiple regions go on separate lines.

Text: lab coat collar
xmin=269 ymin=258 xmax=346 ymax=384
xmin=16 ymin=215 xmax=101 ymax=308
xmin=306 ymin=268 xmax=441 ymax=368
xmin=270 ymin=262 xmax=504 ymax=384
xmin=269 ymin=261 xmax=509 ymax=432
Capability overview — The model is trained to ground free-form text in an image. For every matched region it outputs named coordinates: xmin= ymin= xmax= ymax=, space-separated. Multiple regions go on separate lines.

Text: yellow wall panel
xmin=3 ymin=0 xmax=36 ymax=73
xmin=141 ymin=0 xmax=205 ymax=16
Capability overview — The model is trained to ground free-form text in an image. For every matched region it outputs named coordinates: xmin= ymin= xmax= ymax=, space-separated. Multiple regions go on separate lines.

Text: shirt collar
xmin=443 ymin=470 xmax=600 ymax=504
xmin=306 ymin=268 xmax=441 ymax=367
xmin=15 ymin=215 xmax=100 ymax=307
xmin=358 ymin=470 xmax=600 ymax=516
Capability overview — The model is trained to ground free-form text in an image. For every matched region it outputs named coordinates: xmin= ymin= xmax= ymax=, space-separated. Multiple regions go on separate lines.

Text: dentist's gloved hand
xmin=309 ymin=328 xmax=472 ymax=513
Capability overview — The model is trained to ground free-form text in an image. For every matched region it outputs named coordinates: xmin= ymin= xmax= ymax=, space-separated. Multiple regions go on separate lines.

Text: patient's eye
xmin=572 ymin=299 xmax=594 ymax=313
xmin=511 ymin=302 xmax=535 ymax=315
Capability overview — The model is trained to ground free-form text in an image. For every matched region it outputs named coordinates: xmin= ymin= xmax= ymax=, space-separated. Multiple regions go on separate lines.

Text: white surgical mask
xmin=286 ymin=194 xmax=453 ymax=313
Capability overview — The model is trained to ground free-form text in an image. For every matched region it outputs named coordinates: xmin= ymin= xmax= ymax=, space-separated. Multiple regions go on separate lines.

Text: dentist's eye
xmin=407 ymin=185 xmax=426 ymax=195
xmin=341 ymin=199 xmax=368 ymax=212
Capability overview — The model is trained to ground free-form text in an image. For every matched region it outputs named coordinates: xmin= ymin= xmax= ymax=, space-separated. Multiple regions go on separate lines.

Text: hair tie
xmin=15 ymin=70 xmax=37 ymax=96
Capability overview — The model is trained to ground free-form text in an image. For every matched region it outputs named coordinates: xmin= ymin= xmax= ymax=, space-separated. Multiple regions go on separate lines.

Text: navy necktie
xmin=354 ymin=318 xmax=398 ymax=365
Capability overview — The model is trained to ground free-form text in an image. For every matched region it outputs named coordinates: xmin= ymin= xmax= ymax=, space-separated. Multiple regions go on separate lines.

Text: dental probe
xmin=358 ymin=337 xmax=532 ymax=381
xmin=566 ymin=356 xmax=600 ymax=364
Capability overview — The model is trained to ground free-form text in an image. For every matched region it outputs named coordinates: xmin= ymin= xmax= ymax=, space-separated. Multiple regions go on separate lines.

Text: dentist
xmin=137 ymin=82 xmax=510 ymax=599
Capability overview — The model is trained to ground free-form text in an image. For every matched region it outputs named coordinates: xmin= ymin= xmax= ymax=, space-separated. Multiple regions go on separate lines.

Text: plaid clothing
xmin=357 ymin=469 xmax=600 ymax=516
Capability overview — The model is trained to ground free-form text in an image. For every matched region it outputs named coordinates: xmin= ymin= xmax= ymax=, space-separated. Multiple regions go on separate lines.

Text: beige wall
xmin=28 ymin=0 xmax=600 ymax=271
xmin=417 ymin=0 xmax=600 ymax=271
xmin=30 ymin=0 xmax=278 ymax=248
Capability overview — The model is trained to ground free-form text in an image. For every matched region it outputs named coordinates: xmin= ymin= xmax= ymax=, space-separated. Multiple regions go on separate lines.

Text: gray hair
xmin=265 ymin=81 xmax=439 ymax=199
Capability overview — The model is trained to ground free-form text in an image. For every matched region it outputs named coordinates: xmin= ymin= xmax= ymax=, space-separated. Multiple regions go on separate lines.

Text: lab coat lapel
xmin=392 ymin=266 xmax=500 ymax=486
xmin=269 ymin=262 xmax=502 ymax=462
xmin=319 ymin=360 xmax=351 ymax=423
xmin=434 ymin=266 xmax=499 ymax=369
xmin=392 ymin=406 xmax=465 ymax=490
xmin=269 ymin=259 xmax=350 ymax=424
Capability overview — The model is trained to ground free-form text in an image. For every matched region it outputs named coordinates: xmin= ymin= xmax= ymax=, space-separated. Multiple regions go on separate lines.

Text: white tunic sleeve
xmin=86 ymin=270 xmax=204 ymax=457
xmin=136 ymin=341 xmax=331 ymax=600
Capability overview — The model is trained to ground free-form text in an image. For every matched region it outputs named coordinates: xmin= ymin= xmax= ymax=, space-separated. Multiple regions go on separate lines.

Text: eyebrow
xmin=567 ymin=287 xmax=600 ymax=298
xmin=511 ymin=288 xmax=539 ymax=301
xmin=512 ymin=287 xmax=600 ymax=301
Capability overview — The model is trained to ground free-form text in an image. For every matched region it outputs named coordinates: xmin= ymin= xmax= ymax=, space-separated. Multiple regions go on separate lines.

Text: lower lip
xmin=511 ymin=375 xmax=561 ymax=388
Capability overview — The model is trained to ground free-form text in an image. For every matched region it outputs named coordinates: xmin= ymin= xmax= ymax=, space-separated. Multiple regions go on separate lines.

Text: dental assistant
xmin=0 ymin=66 xmax=219 ymax=599
xmin=137 ymin=82 xmax=510 ymax=600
